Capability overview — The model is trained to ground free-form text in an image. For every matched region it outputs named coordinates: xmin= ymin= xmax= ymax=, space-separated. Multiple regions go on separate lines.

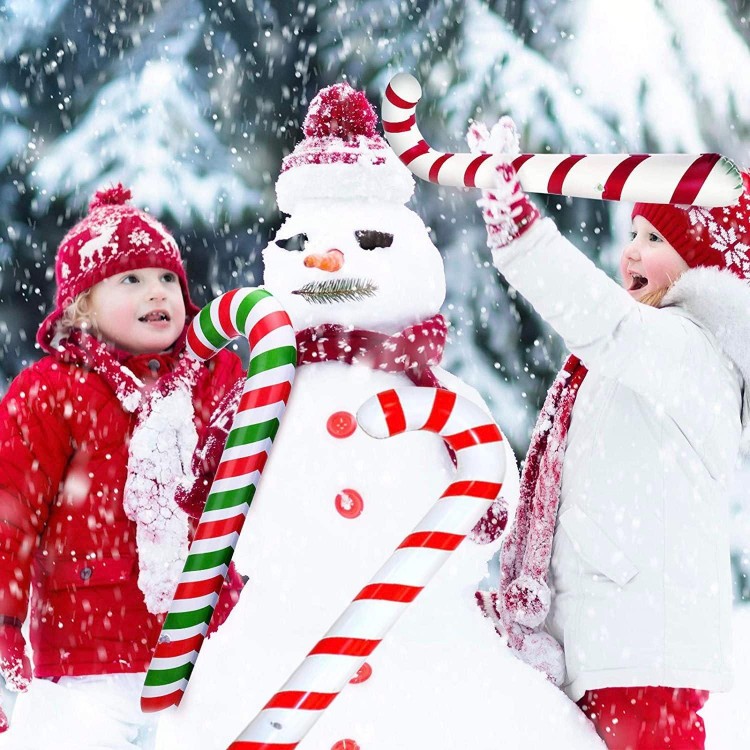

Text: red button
xmin=331 ymin=741 xmax=360 ymax=750
xmin=335 ymin=489 xmax=363 ymax=519
xmin=349 ymin=661 xmax=372 ymax=684
xmin=327 ymin=411 xmax=357 ymax=438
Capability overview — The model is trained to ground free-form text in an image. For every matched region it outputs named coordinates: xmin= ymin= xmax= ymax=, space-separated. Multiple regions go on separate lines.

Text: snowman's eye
xmin=355 ymin=230 xmax=394 ymax=250
xmin=276 ymin=233 xmax=308 ymax=252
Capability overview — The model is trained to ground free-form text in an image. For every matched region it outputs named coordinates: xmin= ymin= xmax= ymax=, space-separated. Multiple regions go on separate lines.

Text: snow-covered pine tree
xmin=31 ymin=10 xmax=259 ymax=225
xmin=0 ymin=0 xmax=78 ymax=375
xmin=0 ymin=0 xmax=283 ymax=374
xmin=2 ymin=1 xmax=749 ymax=561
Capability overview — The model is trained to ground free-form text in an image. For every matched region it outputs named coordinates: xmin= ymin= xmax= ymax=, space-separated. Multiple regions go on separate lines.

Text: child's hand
xmin=206 ymin=562 xmax=247 ymax=639
xmin=467 ymin=116 xmax=521 ymax=157
xmin=467 ymin=117 xmax=540 ymax=252
xmin=175 ymin=378 xmax=244 ymax=518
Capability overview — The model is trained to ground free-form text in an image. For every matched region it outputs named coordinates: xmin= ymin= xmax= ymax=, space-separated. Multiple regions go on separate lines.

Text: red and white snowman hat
xmin=275 ymin=82 xmax=414 ymax=215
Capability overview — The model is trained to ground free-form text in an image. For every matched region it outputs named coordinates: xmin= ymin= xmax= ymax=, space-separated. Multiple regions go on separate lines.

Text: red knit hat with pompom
xmin=37 ymin=185 xmax=200 ymax=352
xmin=275 ymin=82 xmax=414 ymax=214
xmin=632 ymin=170 xmax=750 ymax=281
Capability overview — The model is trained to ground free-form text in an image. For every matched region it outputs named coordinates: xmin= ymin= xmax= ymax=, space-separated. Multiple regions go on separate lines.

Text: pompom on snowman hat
xmin=275 ymin=82 xmax=415 ymax=215
xmin=37 ymin=184 xmax=200 ymax=353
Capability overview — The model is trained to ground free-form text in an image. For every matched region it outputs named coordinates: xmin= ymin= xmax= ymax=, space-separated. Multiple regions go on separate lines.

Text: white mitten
xmin=467 ymin=117 xmax=540 ymax=251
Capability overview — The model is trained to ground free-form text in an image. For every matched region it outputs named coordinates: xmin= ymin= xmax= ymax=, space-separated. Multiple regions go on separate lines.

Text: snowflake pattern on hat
xmin=129 ymin=228 xmax=152 ymax=247
xmin=689 ymin=205 xmax=750 ymax=279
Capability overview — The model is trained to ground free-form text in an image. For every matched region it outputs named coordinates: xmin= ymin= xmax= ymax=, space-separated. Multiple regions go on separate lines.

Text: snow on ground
xmin=704 ymin=605 xmax=750 ymax=749
xmin=2 ymin=607 xmax=749 ymax=747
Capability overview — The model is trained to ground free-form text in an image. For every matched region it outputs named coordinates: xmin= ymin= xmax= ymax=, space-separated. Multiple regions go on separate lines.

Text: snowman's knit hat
xmin=275 ymin=82 xmax=414 ymax=214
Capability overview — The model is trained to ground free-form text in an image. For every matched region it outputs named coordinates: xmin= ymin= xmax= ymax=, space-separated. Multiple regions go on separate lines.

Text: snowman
xmin=156 ymin=84 xmax=603 ymax=750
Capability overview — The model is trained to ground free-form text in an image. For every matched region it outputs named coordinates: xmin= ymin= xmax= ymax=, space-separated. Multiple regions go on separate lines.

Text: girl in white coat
xmin=470 ymin=121 xmax=750 ymax=750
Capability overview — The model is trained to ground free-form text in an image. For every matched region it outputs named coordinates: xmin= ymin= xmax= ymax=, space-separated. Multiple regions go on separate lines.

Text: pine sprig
xmin=292 ymin=278 xmax=378 ymax=304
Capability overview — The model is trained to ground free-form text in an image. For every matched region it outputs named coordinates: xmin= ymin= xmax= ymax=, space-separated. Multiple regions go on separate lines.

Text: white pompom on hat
xmin=275 ymin=82 xmax=414 ymax=215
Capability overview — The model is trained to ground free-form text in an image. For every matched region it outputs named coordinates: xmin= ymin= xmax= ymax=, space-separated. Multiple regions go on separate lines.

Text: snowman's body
xmin=155 ymin=87 xmax=603 ymax=750
xmin=156 ymin=359 xmax=526 ymax=750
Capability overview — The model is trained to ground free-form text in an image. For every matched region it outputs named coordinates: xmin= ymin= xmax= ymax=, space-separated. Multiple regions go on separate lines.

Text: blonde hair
xmin=56 ymin=290 xmax=96 ymax=338
xmin=638 ymin=286 xmax=670 ymax=308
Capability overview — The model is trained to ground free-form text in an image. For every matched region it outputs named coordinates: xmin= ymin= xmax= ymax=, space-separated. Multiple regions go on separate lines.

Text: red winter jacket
xmin=0 ymin=341 xmax=244 ymax=678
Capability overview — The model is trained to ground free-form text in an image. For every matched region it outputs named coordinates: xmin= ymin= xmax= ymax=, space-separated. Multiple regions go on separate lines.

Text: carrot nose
xmin=303 ymin=249 xmax=345 ymax=272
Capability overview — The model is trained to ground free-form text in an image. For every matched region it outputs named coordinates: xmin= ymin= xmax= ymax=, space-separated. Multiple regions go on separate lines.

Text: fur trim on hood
xmin=663 ymin=266 xmax=750 ymax=454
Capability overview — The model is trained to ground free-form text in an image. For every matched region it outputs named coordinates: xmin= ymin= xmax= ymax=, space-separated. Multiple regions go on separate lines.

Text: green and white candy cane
xmin=141 ymin=287 xmax=297 ymax=713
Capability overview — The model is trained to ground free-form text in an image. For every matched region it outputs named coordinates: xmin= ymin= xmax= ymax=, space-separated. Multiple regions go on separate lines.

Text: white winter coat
xmin=492 ymin=218 xmax=750 ymax=702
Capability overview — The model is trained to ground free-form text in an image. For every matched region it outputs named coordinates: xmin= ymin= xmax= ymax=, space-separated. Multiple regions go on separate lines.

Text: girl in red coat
xmin=0 ymin=186 xmax=245 ymax=748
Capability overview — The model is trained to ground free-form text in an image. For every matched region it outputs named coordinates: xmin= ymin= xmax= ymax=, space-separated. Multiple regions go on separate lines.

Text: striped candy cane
xmin=382 ymin=72 xmax=743 ymax=208
xmin=141 ymin=288 xmax=297 ymax=713
xmin=230 ymin=387 xmax=506 ymax=749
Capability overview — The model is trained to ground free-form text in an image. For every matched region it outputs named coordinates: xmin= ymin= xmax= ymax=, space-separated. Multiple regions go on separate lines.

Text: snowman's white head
xmin=263 ymin=200 xmax=445 ymax=332
xmin=262 ymin=82 xmax=446 ymax=333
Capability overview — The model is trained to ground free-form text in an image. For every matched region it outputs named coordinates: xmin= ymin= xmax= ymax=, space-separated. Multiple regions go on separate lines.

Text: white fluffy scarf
xmin=119 ymin=357 xmax=201 ymax=614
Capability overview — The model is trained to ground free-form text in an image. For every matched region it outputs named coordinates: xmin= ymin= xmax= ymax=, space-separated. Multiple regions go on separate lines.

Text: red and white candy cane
xmin=142 ymin=288 xmax=297 ymax=713
xmin=382 ymin=72 xmax=743 ymax=207
xmin=229 ymin=387 xmax=506 ymax=749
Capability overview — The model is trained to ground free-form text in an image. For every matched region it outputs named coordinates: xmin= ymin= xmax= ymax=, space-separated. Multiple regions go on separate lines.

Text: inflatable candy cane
xmin=141 ymin=288 xmax=297 ymax=713
xmin=230 ymin=387 xmax=506 ymax=749
xmin=382 ymin=72 xmax=743 ymax=207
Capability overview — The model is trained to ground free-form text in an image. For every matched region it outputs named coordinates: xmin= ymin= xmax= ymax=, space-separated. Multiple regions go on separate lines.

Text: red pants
xmin=577 ymin=687 xmax=709 ymax=750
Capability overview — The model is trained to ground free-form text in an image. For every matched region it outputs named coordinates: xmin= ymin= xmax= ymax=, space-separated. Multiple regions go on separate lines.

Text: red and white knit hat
xmin=633 ymin=170 xmax=750 ymax=281
xmin=37 ymin=184 xmax=200 ymax=353
xmin=275 ymin=82 xmax=414 ymax=214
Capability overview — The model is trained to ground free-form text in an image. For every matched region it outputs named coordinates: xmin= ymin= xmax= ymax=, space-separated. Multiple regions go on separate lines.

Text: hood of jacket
xmin=663 ymin=266 xmax=750 ymax=454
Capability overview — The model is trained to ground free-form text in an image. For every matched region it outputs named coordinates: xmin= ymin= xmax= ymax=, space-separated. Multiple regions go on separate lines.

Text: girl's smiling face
xmin=87 ymin=267 xmax=186 ymax=354
xmin=620 ymin=215 xmax=689 ymax=301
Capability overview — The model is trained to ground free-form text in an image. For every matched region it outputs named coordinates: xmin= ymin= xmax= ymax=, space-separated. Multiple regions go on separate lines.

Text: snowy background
xmin=1 ymin=0 xmax=750 ymax=745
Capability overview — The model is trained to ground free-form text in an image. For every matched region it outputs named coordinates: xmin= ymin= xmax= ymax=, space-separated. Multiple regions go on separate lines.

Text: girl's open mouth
xmin=629 ymin=273 xmax=648 ymax=292
xmin=139 ymin=311 xmax=171 ymax=322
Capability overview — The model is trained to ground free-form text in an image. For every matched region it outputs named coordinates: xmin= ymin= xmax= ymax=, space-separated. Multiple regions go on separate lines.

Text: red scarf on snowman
xmin=295 ymin=313 xmax=511 ymax=533
xmin=476 ymin=354 xmax=588 ymax=686
xmin=295 ymin=313 xmax=448 ymax=387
